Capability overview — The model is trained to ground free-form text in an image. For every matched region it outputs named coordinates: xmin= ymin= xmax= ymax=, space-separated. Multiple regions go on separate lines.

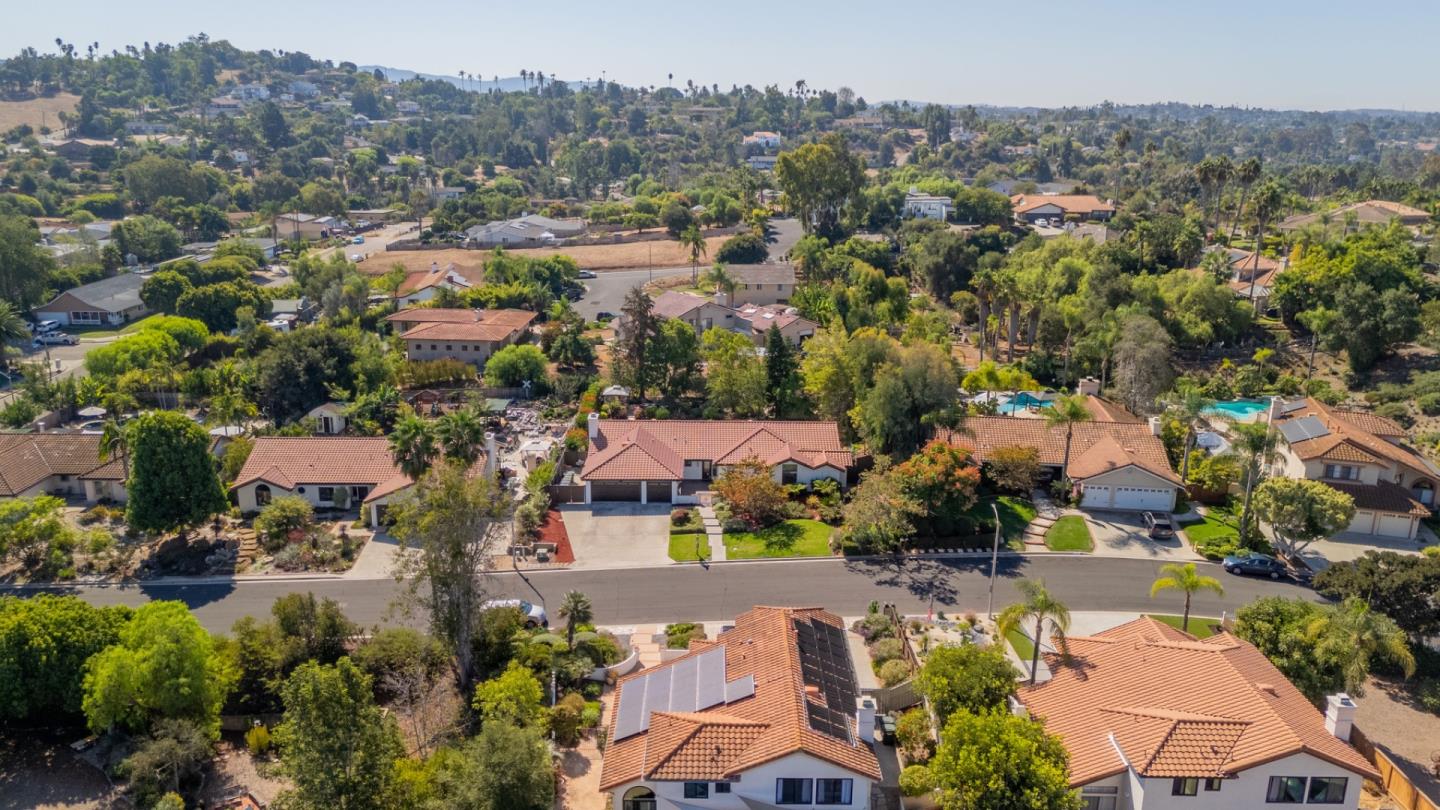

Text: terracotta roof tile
xmin=1326 ymin=480 xmax=1430 ymax=516
xmin=1019 ymin=617 xmax=1378 ymax=786
xmin=0 ymin=433 xmax=122 ymax=496
xmin=581 ymin=421 xmax=849 ymax=483
xmin=1084 ymin=395 xmax=1142 ymax=424
xmin=1010 ymin=194 xmax=1115 ymax=216
xmin=940 ymin=417 xmax=1177 ymax=483
xmin=1275 ymin=398 xmax=1438 ymax=481
xmin=1067 ymin=434 xmax=1182 ymax=485
xmin=230 ymin=437 xmax=409 ymax=493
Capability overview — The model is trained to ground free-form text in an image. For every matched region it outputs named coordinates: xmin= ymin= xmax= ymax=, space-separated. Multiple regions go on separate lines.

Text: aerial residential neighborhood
xmin=1 ymin=17 xmax=1439 ymax=810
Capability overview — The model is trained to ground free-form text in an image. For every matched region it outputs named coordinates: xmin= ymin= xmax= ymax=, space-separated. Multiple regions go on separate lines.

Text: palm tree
xmin=1149 ymin=563 xmax=1224 ymax=633
xmin=1044 ymin=394 xmax=1092 ymax=488
xmin=1247 ymin=181 xmax=1285 ymax=312
xmin=1230 ymin=421 xmax=1277 ymax=543
xmin=558 ymin=590 xmax=594 ymax=649
xmin=1308 ymin=597 xmax=1416 ymax=695
xmin=1163 ymin=387 xmax=1213 ymax=483
xmin=703 ymin=262 xmax=737 ymax=304
xmin=1227 ymin=157 xmax=1262 ymax=244
xmin=389 ymin=414 xmax=438 ymax=480
xmin=680 ymin=225 xmax=707 ymax=284
xmin=1298 ymin=307 xmax=1338 ymax=380
xmin=98 ymin=417 xmax=130 ymax=481
xmin=997 ymin=579 xmax=1071 ymax=684
xmin=436 ymin=408 xmax=486 ymax=466
xmin=0 ymin=301 xmax=27 ymax=343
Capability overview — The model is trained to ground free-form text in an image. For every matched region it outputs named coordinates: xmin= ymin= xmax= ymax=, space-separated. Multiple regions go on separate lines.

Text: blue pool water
xmin=998 ymin=392 xmax=1052 ymax=415
xmin=1205 ymin=399 xmax=1269 ymax=420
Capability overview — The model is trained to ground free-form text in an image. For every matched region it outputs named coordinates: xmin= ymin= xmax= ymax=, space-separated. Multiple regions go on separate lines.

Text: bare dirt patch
xmin=0 ymin=93 xmax=81 ymax=133
xmin=363 ymin=237 xmax=727 ymax=276
xmin=0 ymin=728 xmax=120 ymax=809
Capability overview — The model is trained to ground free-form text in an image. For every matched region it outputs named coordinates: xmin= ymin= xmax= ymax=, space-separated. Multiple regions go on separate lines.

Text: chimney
xmin=587 ymin=412 xmax=600 ymax=439
xmin=1147 ymin=416 xmax=1163 ymax=437
xmin=1076 ymin=377 xmax=1101 ymax=397
xmin=1008 ymin=695 xmax=1029 ymax=719
xmin=855 ymin=696 xmax=877 ymax=742
xmin=1325 ymin=693 xmax=1356 ymax=742
xmin=483 ymin=432 xmax=498 ymax=477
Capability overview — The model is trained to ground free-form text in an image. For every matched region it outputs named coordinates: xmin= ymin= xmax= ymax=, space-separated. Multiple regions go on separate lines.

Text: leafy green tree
xmin=485 ymin=344 xmax=548 ymax=387
xmin=1333 ymin=281 xmax=1420 ymax=373
xmin=1314 ymin=551 xmax=1440 ymax=643
xmin=1149 ymin=563 xmax=1224 ymax=632
xmin=125 ymin=411 xmax=228 ymax=535
xmin=712 ymin=458 xmax=789 ymax=528
xmin=434 ymin=722 xmax=556 ymax=810
xmin=253 ymin=328 xmax=362 ymax=424
xmin=276 ymin=658 xmax=403 ymax=810
xmin=176 ymin=280 xmax=271 ymax=332
xmin=140 ymin=270 xmax=194 ymax=314
xmin=986 ymin=445 xmax=1041 ymax=494
xmin=840 ymin=462 xmax=923 ymax=554
xmin=0 ymin=494 xmax=80 ymax=572
xmin=914 ymin=644 xmax=1018 ymax=719
xmin=615 ymin=287 xmax=658 ymax=400
xmin=0 ymin=215 xmax=55 ymax=308
xmin=472 ymin=661 xmax=547 ymax=727
xmin=113 ymin=215 xmax=183 ymax=263
xmin=121 ymin=719 xmax=211 ymax=806
xmin=82 ymin=601 xmax=233 ymax=736
xmin=892 ymin=440 xmax=982 ymax=536
xmin=997 ymin=579 xmax=1070 ymax=685
xmin=1233 ymin=597 xmax=1345 ymax=704
xmin=271 ymin=592 xmax=358 ymax=670
xmin=1252 ymin=477 xmax=1356 ymax=559
xmin=1307 ymin=597 xmax=1415 ymax=696
xmin=0 ymin=595 xmax=131 ymax=720
xmin=764 ymin=324 xmax=801 ymax=416
xmin=929 ymin=709 xmax=1079 ymax=810
xmin=436 ymin=408 xmax=487 ymax=466
xmin=714 ymin=232 xmax=767 ymax=263
xmin=701 ymin=327 xmax=764 ymax=416
xmin=774 ymin=136 xmax=866 ymax=239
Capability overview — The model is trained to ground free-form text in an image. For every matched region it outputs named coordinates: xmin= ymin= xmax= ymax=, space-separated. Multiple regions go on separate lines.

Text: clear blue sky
xmin=5 ymin=0 xmax=1439 ymax=111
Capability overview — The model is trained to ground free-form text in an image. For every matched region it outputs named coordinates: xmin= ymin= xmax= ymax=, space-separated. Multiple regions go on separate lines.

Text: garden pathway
xmin=1021 ymin=489 xmax=1066 ymax=547
xmin=697 ymin=506 xmax=727 ymax=562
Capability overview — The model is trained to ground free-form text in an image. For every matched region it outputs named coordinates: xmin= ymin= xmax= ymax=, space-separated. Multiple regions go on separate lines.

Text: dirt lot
xmin=0 ymin=93 xmax=81 ymax=133
xmin=363 ymin=236 xmax=727 ymax=276
xmin=0 ymin=729 xmax=119 ymax=809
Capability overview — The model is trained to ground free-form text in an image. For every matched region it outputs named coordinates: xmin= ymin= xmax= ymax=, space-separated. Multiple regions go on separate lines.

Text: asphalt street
xmin=575 ymin=266 xmax=691 ymax=320
xmin=2 ymin=556 xmax=1318 ymax=634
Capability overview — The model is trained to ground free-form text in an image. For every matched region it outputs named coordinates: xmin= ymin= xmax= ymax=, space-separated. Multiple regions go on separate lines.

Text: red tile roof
xmin=0 ymin=433 xmax=123 ymax=496
xmin=1275 ymin=398 xmax=1438 ymax=482
xmin=1020 ymin=617 xmax=1378 ymax=786
xmin=581 ymin=420 xmax=850 ymax=482
xmin=599 ymin=607 xmax=881 ymax=790
xmin=391 ymin=308 xmax=537 ymax=342
xmin=939 ymin=417 xmax=1177 ymax=484
xmin=230 ymin=437 xmax=411 ymax=503
xmin=1011 ymin=194 xmax=1116 ymax=216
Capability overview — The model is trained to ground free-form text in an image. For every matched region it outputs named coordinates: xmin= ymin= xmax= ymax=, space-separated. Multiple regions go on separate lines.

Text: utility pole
xmin=986 ymin=502 xmax=1001 ymax=619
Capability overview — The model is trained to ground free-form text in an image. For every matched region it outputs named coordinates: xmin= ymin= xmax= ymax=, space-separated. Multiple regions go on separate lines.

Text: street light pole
xmin=987 ymin=502 xmax=1001 ymax=619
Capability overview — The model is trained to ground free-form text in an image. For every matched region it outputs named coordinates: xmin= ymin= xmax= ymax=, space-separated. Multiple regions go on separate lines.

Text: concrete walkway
xmin=697 ymin=505 xmax=727 ymax=562
xmin=1021 ymin=490 xmax=1065 ymax=547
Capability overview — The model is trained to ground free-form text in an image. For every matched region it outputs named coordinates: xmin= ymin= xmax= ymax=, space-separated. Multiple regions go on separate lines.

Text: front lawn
xmin=668 ymin=533 xmax=708 ymax=562
xmin=68 ymin=313 xmax=164 ymax=337
xmin=1044 ymin=515 xmax=1093 ymax=552
xmin=724 ymin=519 xmax=832 ymax=559
xmin=962 ymin=495 xmax=1037 ymax=551
xmin=1145 ymin=613 xmax=1219 ymax=639
xmin=1181 ymin=511 xmax=1242 ymax=559
xmin=1006 ymin=627 xmax=1035 ymax=661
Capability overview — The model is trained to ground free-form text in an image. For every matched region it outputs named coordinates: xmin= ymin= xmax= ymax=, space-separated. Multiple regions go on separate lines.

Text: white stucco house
xmin=305 ymin=402 xmax=349 ymax=435
xmin=1018 ymin=617 xmax=1378 ymax=810
xmin=0 ymin=433 xmax=127 ymax=504
xmin=579 ymin=417 xmax=851 ymax=504
xmin=600 ymin=606 xmax=883 ymax=810
xmin=903 ymin=188 xmax=954 ymax=221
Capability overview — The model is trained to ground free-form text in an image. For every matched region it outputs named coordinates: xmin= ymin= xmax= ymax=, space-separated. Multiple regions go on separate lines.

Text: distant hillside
xmin=359 ymin=66 xmax=598 ymax=94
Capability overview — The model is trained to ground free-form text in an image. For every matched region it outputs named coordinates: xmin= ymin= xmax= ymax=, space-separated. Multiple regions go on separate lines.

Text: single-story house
xmin=464 ymin=214 xmax=586 ymax=247
xmin=393 ymin=262 xmax=478 ymax=305
xmin=736 ymin=303 xmax=818 ymax=345
xmin=1268 ymin=397 xmax=1436 ymax=539
xmin=1010 ymin=193 xmax=1116 ymax=224
xmin=0 ymin=433 xmax=126 ymax=504
xmin=1277 ymin=199 xmax=1431 ymax=234
xmin=274 ymin=213 xmax=342 ymax=241
xmin=601 ymin=606 xmax=882 ymax=810
xmin=903 ymin=189 xmax=954 ymax=221
xmin=1017 ymin=616 xmax=1378 ymax=810
xmin=33 ymin=273 xmax=148 ymax=327
xmin=746 ymin=154 xmax=779 ymax=171
xmin=306 ymin=402 xmax=349 ymax=435
xmin=942 ymin=416 xmax=1182 ymax=512
xmin=742 ymin=130 xmax=783 ymax=149
xmin=388 ymin=308 xmax=537 ymax=366
xmin=716 ymin=264 xmax=796 ymax=307
xmin=579 ymin=416 xmax=851 ymax=504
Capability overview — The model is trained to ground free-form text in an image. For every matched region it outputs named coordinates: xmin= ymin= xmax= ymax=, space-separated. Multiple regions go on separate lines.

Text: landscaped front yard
xmin=961 ymin=495 xmax=1037 ymax=551
xmin=1180 ymin=509 xmax=1242 ymax=559
xmin=1044 ymin=515 xmax=1093 ymax=551
xmin=724 ymin=519 xmax=832 ymax=559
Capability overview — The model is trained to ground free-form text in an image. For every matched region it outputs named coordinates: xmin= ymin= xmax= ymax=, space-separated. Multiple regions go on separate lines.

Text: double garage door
xmin=587 ymin=480 xmax=673 ymax=503
xmin=1080 ymin=485 xmax=1174 ymax=512
xmin=1348 ymin=510 xmax=1415 ymax=539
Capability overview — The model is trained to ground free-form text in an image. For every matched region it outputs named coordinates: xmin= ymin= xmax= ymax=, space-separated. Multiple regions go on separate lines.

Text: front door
xmin=700 ymin=461 xmax=712 ymax=480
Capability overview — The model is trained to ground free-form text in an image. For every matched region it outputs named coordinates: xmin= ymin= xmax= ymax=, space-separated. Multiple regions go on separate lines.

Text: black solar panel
xmin=794 ymin=617 xmax=859 ymax=743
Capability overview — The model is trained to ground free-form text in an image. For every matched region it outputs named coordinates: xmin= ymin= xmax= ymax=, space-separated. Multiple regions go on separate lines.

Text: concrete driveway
xmin=1297 ymin=530 xmax=1430 ymax=570
xmin=559 ymin=503 xmax=673 ymax=569
xmin=1083 ymin=511 xmax=1204 ymax=561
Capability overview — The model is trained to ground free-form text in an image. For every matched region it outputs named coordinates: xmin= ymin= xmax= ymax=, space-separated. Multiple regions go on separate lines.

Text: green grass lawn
xmin=985 ymin=495 xmax=1037 ymax=551
xmin=724 ymin=519 xmax=832 ymax=559
xmin=668 ymin=533 xmax=709 ymax=562
xmin=1145 ymin=613 xmax=1220 ymax=639
xmin=1044 ymin=515 xmax=1093 ymax=552
xmin=1181 ymin=511 xmax=1242 ymax=559
xmin=1006 ymin=627 xmax=1035 ymax=661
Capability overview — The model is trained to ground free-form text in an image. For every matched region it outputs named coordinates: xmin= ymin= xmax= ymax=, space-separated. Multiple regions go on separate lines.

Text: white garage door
xmin=1080 ymin=486 xmax=1111 ymax=509
xmin=1110 ymin=486 xmax=1175 ymax=512
xmin=1375 ymin=513 xmax=1415 ymax=539
xmin=1347 ymin=511 xmax=1374 ymax=534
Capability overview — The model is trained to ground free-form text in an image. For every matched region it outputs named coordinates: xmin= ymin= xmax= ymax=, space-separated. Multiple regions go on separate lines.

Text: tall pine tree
xmin=764 ymin=324 xmax=801 ymax=416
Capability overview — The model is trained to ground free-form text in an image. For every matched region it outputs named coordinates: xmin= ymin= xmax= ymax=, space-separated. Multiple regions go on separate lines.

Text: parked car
xmin=33 ymin=332 xmax=78 ymax=346
xmin=34 ymin=319 xmax=60 ymax=334
xmin=1142 ymin=511 xmax=1175 ymax=539
xmin=1222 ymin=552 xmax=1310 ymax=582
xmin=351 ymin=235 xmax=365 ymax=244
xmin=577 ymin=270 xmax=597 ymax=279
xmin=595 ymin=311 xmax=615 ymax=321
xmin=481 ymin=598 xmax=548 ymax=628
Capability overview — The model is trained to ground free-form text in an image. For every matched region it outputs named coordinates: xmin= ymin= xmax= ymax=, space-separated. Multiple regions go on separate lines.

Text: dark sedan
xmin=1222 ymin=552 xmax=1311 ymax=582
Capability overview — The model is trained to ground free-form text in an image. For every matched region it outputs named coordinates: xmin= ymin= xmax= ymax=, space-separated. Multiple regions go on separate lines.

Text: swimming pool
xmin=1205 ymin=399 xmax=1270 ymax=420
xmin=998 ymin=392 xmax=1053 ymax=415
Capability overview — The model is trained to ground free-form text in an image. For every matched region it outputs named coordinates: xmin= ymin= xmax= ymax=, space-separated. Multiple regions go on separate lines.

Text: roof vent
xmin=1255 ymin=683 xmax=1278 ymax=696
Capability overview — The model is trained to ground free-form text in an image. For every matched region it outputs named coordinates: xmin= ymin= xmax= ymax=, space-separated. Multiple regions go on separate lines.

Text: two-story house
xmin=903 ymin=188 xmax=954 ymax=221
xmin=601 ymin=606 xmax=882 ymax=810
xmin=1019 ymin=617 xmax=1378 ymax=810
xmin=625 ymin=291 xmax=817 ymax=347
xmin=715 ymin=264 xmax=796 ymax=307
xmin=385 ymin=307 xmax=537 ymax=367
xmin=1268 ymin=398 xmax=1436 ymax=539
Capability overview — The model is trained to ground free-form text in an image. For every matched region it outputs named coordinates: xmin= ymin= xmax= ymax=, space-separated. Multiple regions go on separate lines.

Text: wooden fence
xmin=1351 ymin=726 xmax=1439 ymax=810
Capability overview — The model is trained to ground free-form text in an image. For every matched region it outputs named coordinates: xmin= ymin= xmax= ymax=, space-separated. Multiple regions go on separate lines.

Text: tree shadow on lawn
xmin=756 ymin=522 xmax=803 ymax=554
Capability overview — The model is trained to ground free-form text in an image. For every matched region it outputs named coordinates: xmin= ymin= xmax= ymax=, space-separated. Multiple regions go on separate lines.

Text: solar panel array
xmin=1277 ymin=414 xmax=1330 ymax=444
xmin=793 ymin=617 xmax=858 ymax=744
xmin=612 ymin=646 xmax=755 ymax=741
xmin=1278 ymin=399 xmax=1308 ymax=415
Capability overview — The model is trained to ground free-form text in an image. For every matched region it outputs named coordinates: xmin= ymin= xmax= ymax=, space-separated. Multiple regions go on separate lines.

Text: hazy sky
xmin=5 ymin=0 xmax=1439 ymax=111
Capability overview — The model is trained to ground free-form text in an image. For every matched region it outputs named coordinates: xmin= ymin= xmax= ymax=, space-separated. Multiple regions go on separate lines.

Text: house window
xmin=1080 ymin=786 xmax=1118 ymax=810
xmin=445 ymin=344 xmax=453 ymax=352
xmin=683 ymin=783 xmax=709 ymax=799
xmin=714 ymin=783 xmax=730 ymax=794
xmin=1204 ymin=778 xmax=1223 ymax=792
xmin=350 ymin=486 xmax=370 ymax=501
xmin=430 ymin=344 xmax=438 ymax=351
xmin=781 ymin=463 xmax=799 ymax=485
xmin=776 ymin=778 xmax=812 ymax=804
xmin=816 ymin=779 xmax=852 ymax=804
xmin=1266 ymin=776 xmax=1307 ymax=803
xmin=1306 ymin=777 xmax=1347 ymax=804
xmin=317 ymin=487 xmax=335 ymax=503
xmin=1323 ymin=464 xmax=1358 ymax=481
xmin=1172 ymin=778 xmax=1198 ymax=796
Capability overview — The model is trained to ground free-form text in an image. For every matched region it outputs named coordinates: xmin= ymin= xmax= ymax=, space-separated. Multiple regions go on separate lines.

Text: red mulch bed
xmin=536 ymin=510 xmax=575 ymax=564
